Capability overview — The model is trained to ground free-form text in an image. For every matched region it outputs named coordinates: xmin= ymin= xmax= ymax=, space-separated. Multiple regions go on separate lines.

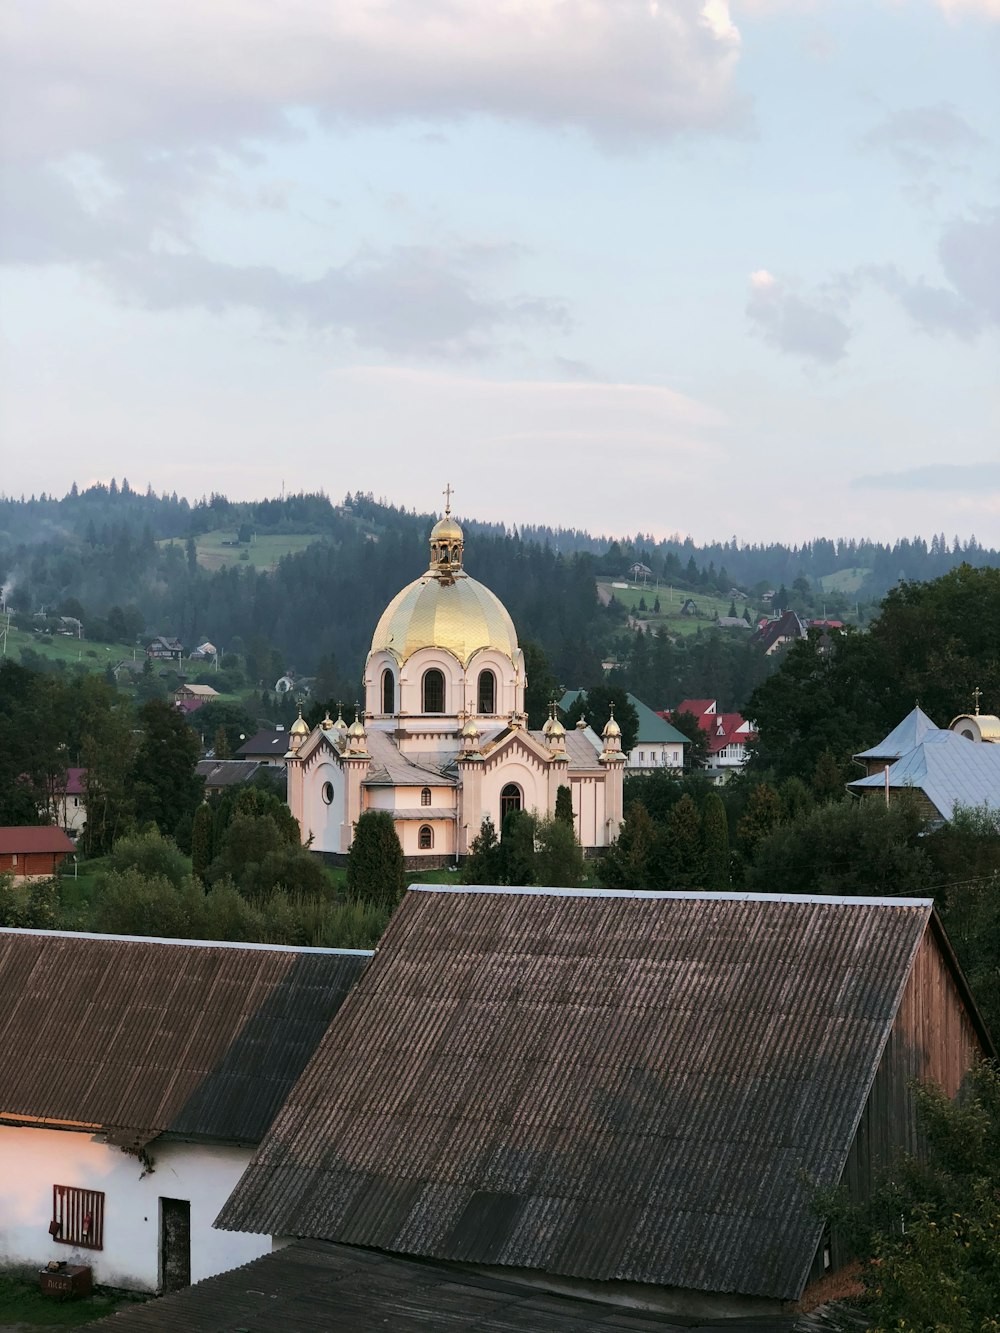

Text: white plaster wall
xmin=0 ymin=1126 xmax=270 ymax=1292
xmin=480 ymin=756 xmax=549 ymax=827
xmin=299 ymin=758 xmax=346 ymax=854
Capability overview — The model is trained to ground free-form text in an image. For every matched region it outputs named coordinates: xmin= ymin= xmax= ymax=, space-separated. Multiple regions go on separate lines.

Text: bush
xmin=346 ymin=811 xmax=406 ymax=912
xmin=107 ymin=827 xmax=190 ymax=888
xmin=0 ymin=874 xmax=60 ymax=929
xmin=89 ymin=869 xmax=200 ymax=938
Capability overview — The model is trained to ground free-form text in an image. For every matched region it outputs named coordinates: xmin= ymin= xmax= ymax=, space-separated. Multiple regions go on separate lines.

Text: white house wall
xmin=0 ymin=1126 xmax=269 ymax=1291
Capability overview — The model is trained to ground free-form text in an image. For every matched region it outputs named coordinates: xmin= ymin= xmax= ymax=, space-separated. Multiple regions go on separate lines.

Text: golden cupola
xmin=368 ymin=502 xmax=519 ymax=668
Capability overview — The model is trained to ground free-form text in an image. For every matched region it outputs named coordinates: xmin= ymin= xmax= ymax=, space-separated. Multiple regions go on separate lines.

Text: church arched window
xmin=381 ymin=668 xmax=395 ymax=715
xmin=421 ymin=787 xmax=431 ymax=806
xmin=423 ymin=668 xmax=445 ymax=714
xmin=500 ymin=783 xmax=522 ymax=822
xmin=419 ymin=825 xmax=433 ymax=850
xmin=477 ymin=669 xmax=496 ymax=714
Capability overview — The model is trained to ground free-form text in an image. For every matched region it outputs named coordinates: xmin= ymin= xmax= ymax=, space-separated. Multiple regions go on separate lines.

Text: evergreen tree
xmin=555 ymin=785 xmax=574 ymax=824
xmin=701 ymin=792 xmax=730 ymax=890
xmin=191 ymin=804 xmax=214 ymax=881
xmin=598 ymin=802 xmax=660 ymax=890
xmin=811 ymin=749 xmax=845 ymax=801
xmin=346 ymin=811 xmax=406 ymax=912
xmin=462 ymin=815 xmax=504 ymax=884
xmin=212 ymin=725 xmax=231 ymax=759
xmin=737 ymin=782 xmax=782 ymax=858
xmin=130 ymin=700 xmax=204 ymax=839
xmin=534 ymin=816 xmax=585 ymax=888
xmin=499 ymin=810 xmax=537 ymax=885
xmin=664 ymin=793 xmax=703 ymax=889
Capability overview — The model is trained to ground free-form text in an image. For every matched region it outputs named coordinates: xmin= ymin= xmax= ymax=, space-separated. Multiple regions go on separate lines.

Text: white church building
xmin=287 ymin=507 xmax=625 ymax=864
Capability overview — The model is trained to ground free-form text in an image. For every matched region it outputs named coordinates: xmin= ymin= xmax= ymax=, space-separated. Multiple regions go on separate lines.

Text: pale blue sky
xmin=1 ymin=1 xmax=997 ymax=544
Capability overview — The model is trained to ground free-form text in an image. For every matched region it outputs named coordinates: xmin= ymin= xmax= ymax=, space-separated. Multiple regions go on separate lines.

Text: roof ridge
xmin=0 ymin=927 xmax=373 ymax=955
xmin=407 ymin=885 xmax=933 ymax=907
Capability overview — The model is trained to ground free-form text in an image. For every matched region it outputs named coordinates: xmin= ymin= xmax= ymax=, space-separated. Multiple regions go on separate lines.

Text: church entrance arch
xmin=500 ymin=783 xmax=522 ymax=822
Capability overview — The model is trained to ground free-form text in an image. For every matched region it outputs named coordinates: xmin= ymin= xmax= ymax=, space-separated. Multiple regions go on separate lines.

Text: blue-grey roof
xmin=849 ymin=730 xmax=1000 ymax=820
xmin=854 ymin=706 xmax=943 ymax=761
xmin=559 ymin=690 xmax=688 ymax=747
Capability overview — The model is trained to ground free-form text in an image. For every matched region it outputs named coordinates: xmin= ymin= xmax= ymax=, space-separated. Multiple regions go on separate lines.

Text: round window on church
xmin=321 ymin=781 xmax=334 ymax=805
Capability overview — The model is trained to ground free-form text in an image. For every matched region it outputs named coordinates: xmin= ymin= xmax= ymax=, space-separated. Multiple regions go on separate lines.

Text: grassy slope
xmin=818 ymin=567 xmax=870 ymax=594
xmin=2 ymin=626 xmax=138 ymax=671
xmin=158 ymin=530 xmax=321 ymax=572
xmin=599 ymin=582 xmax=757 ymax=636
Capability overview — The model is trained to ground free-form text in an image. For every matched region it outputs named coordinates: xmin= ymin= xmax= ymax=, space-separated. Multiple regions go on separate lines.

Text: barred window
xmin=52 ymin=1185 xmax=105 ymax=1251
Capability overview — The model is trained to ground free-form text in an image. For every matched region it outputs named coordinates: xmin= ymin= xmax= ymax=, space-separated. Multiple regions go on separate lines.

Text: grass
xmin=2 ymin=627 xmax=138 ymax=673
xmin=599 ymin=582 xmax=756 ymax=636
xmin=161 ymin=529 xmax=321 ymax=573
xmin=0 ymin=1275 xmax=140 ymax=1327
xmin=818 ymin=567 xmax=870 ymax=594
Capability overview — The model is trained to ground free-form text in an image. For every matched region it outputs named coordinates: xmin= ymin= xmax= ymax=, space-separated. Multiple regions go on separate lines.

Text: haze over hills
xmin=1 ymin=482 xmax=997 ymax=708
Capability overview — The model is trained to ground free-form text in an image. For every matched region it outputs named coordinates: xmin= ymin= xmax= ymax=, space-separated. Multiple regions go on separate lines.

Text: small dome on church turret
xmin=548 ymin=718 xmax=565 ymax=739
xmin=290 ymin=710 xmax=310 ymax=737
xmin=461 ymin=718 xmax=480 ymax=738
xmin=602 ymin=712 xmax=621 ymax=739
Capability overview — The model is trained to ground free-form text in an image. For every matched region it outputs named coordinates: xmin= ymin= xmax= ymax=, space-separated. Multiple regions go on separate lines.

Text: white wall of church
xmin=299 ymin=758 xmax=346 ymax=853
xmin=480 ymin=758 xmax=550 ymax=828
xmin=0 ymin=1126 xmax=269 ymax=1291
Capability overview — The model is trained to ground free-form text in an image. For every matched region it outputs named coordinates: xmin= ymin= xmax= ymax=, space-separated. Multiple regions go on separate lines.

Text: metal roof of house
xmin=559 ymin=692 xmax=688 ymax=747
xmin=848 ymin=730 xmax=1000 ymax=819
xmin=854 ymin=706 xmax=942 ymax=761
xmin=0 ymin=931 xmax=369 ymax=1149
xmin=217 ymin=887 xmax=936 ymax=1302
xmin=0 ymin=826 xmax=76 ymax=854
xmin=88 ymin=1240 xmax=864 ymax=1332
xmin=235 ymin=728 xmax=289 ymax=757
xmin=195 ymin=759 xmax=263 ymax=788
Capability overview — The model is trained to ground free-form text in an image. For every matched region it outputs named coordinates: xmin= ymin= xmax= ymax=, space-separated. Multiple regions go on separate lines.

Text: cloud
xmin=933 ymin=0 xmax=1000 ymax=17
xmin=852 ymin=463 xmax=1000 ymax=491
xmin=862 ymin=102 xmax=984 ymax=175
xmin=745 ymin=269 xmax=852 ymax=363
xmin=2 ymin=1 xmax=744 ymax=168
xmin=939 ymin=208 xmax=1000 ymax=326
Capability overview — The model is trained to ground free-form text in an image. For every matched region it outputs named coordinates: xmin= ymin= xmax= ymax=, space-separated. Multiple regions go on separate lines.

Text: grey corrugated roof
xmin=849 ymin=730 xmax=1000 ymax=819
xmin=90 ymin=1240 xmax=858 ymax=1331
xmin=0 ymin=931 xmax=369 ymax=1148
xmin=363 ymin=729 xmax=458 ymax=787
xmin=217 ymin=887 xmax=933 ymax=1301
xmin=854 ymin=706 xmax=942 ymax=761
xmin=195 ymin=759 xmax=262 ymax=787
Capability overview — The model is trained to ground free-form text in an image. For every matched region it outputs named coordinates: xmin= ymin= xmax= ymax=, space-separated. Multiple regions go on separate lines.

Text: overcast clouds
xmin=1 ymin=0 xmax=998 ymax=544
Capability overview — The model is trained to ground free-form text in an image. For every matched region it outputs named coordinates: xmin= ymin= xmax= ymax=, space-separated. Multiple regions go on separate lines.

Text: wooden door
xmin=159 ymin=1197 xmax=191 ymax=1292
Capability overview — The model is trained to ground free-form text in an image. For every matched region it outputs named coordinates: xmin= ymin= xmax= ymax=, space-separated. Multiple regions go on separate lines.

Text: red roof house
xmin=662 ymin=700 xmax=756 ymax=782
xmin=0 ymin=827 xmax=76 ymax=878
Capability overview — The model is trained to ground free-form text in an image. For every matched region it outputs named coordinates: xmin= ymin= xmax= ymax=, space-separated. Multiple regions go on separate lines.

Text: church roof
xmin=369 ymin=570 xmax=519 ymax=668
xmin=363 ymin=730 xmax=458 ymax=787
xmin=854 ymin=705 xmax=942 ymax=761
xmin=849 ymin=730 xmax=1000 ymax=820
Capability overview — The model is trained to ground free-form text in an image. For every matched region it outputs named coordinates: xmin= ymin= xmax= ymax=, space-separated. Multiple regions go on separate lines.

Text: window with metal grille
xmin=419 ymin=825 xmax=433 ymax=849
xmin=421 ymin=787 xmax=431 ymax=806
xmin=52 ymin=1185 xmax=105 ymax=1250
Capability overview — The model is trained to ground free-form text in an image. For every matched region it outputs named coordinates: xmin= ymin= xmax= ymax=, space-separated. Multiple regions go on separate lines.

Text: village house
xmin=210 ymin=886 xmax=991 ymax=1323
xmin=235 ymin=726 xmax=292 ymax=767
xmin=194 ymin=759 xmax=266 ymax=796
xmin=145 ymin=636 xmax=184 ymax=663
xmin=560 ymin=690 xmax=688 ymax=773
xmin=172 ymin=683 xmax=220 ymax=714
xmin=664 ymin=698 xmax=755 ymax=782
xmin=751 ymin=609 xmax=805 ymax=655
xmin=0 ymin=826 xmax=75 ymax=878
xmin=53 ymin=767 xmax=87 ymax=835
xmin=0 ymin=929 xmax=369 ymax=1293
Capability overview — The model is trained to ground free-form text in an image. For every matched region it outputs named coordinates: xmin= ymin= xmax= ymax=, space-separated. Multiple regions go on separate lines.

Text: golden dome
xmin=603 ymin=713 xmax=621 ymax=739
xmin=548 ymin=718 xmax=566 ymax=739
xmin=950 ymin=713 xmax=1000 ymax=743
xmin=370 ymin=572 xmax=518 ymax=667
xmin=290 ymin=711 xmax=310 ymax=737
xmin=431 ymin=514 xmax=463 ymax=544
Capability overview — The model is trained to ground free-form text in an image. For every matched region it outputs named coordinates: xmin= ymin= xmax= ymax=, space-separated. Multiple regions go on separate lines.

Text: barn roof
xmin=87 ymin=1239 xmax=859 ymax=1332
xmin=217 ymin=886 xmax=938 ymax=1301
xmin=848 ymin=730 xmax=1000 ymax=819
xmin=854 ymin=705 xmax=942 ymax=761
xmin=0 ymin=826 xmax=76 ymax=854
xmin=0 ymin=930 xmax=370 ymax=1149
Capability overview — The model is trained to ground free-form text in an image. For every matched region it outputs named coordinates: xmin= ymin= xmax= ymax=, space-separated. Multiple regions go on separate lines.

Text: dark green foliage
xmin=499 ymin=810 xmax=538 ymax=886
xmin=346 ymin=811 xmax=406 ymax=912
xmin=829 ymin=1062 xmax=1000 ymax=1332
xmin=191 ymin=804 xmax=214 ymax=881
xmin=555 ymin=785 xmax=574 ymax=824
xmin=664 ymin=793 xmax=703 ymax=888
xmin=188 ymin=699 xmax=258 ymax=754
xmin=534 ymin=817 xmax=585 ymax=888
xmin=0 ymin=873 xmax=60 ymax=929
xmin=745 ymin=796 xmax=930 ymax=898
xmin=107 ymin=826 xmax=190 ymax=888
xmin=462 ymin=816 xmax=504 ymax=885
xmin=131 ymin=700 xmax=204 ymax=838
xmin=811 ymin=748 xmax=848 ymax=801
xmin=701 ymin=792 xmax=730 ymax=890
xmin=736 ymin=781 xmax=783 ymax=857
xmin=563 ymin=686 xmax=639 ymax=754
xmin=598 ymin=802 xmax=661 ymax=890
xmin=522 ymin=640 xmax=562 ymax=730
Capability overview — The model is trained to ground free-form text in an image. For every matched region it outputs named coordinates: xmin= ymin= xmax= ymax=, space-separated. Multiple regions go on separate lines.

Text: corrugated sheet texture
xmin=0 ymin=931 xmax=369 ymax=1147
xmin=217 ymin=889 xmax=932 ymax=1301
xmin=90 ymin=1240 xmax=857 ymax=1331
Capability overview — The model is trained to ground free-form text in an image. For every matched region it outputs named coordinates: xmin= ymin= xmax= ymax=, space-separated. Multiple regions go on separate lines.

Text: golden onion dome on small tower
xmin=290 ymin=710 xmax=310 ymax=737
xmin=602 ymin=711 xmax=622 ymax=740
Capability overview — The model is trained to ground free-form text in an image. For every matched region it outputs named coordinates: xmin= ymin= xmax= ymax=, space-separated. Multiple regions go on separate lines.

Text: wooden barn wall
xmin=809 ymin=924 xmax=985 ymax=1282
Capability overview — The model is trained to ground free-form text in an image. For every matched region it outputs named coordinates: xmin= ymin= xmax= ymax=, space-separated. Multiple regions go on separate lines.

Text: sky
xmin=1 ymin=0 xmax=998 ymax=546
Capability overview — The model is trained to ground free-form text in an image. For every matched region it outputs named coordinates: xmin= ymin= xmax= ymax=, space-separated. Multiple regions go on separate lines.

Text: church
xmin=286 ymin=503 xmax=624 ymax=865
